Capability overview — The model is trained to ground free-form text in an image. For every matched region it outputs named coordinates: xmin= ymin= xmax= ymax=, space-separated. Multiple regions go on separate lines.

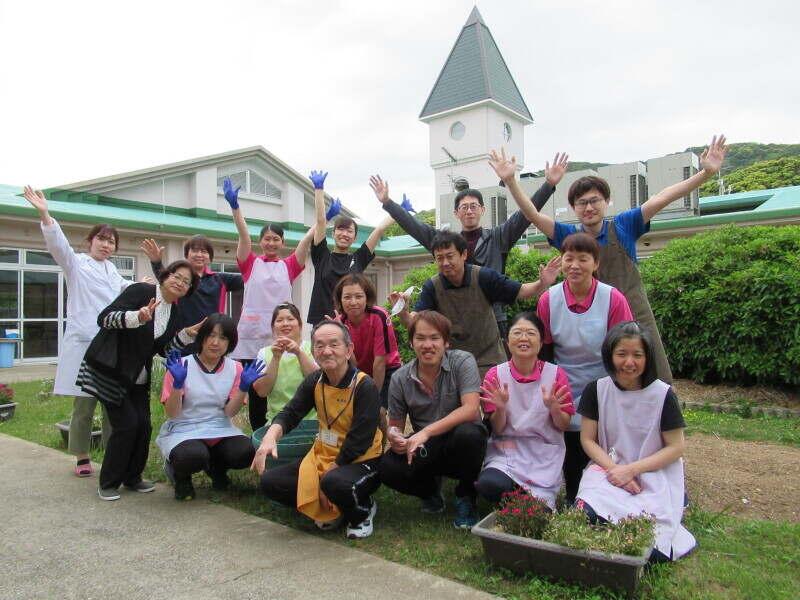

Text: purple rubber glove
xmin=166 ymin=350 xmax=188 ymax=390
xmin=239 ymin=359 xmax=265 ymax=392
xmin=326 ymin=197 xmax=342 ymax=221
xmin=222 ymin=177 xmax=241 ymax=210
xmin=309 ymin=170 xmax=328 ymax=190
xmin=400 ymin=193 xmax=416 ymax=214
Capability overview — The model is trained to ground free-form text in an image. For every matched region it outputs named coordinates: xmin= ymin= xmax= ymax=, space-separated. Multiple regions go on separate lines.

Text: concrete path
xmin=0 ymin=434 xmax=495 ymax=600
xmin=1 ymin=362 xmax=57 ymax=383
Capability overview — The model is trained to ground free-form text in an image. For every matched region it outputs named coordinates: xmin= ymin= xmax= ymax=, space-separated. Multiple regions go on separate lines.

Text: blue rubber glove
xmin=325 ymin=197 xmax=342 ymax=221
xmin=400 ymin=193 xmax=416 ymax=214
xmin=239 ymin=359 xmax=265 ymax=392
xmin=166 ymin=350 xmax=188 ymax=390
xmin=222 ymin=177 xmax=241 ymax=210
xmin=309 ymin=170 xmax=328 ymax=190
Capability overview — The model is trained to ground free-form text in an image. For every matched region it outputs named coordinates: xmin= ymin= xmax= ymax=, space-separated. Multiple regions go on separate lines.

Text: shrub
xmin=0 ymin=383 xmax=13 ymax=403
xmin=495 ymin=489 xmax=551 ymax=539
xmin=640 ymin=224 xmax=800 ymax=386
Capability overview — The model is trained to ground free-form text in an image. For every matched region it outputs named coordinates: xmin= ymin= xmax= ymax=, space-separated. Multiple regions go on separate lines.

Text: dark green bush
xmin=640 ymin=225 xmax=800 ymax=386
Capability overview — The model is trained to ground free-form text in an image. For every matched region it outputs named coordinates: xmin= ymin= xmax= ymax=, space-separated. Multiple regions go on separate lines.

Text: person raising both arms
xmin=490 ymin=136 xmax=728 ymax=383
xmin=222 ymin=176 xmax=315 ymax=430
xmin=306 ymin=170 xmax=394 ymax=325
xmin=370 ymin=154 xmax=567 ymax=337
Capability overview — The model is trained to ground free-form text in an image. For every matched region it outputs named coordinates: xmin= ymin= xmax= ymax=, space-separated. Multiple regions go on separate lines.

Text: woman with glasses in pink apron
xmin=576 ymin=321 xmax=696 ymax=562
xmin=222 ymin=177 xmax=315 ymax=430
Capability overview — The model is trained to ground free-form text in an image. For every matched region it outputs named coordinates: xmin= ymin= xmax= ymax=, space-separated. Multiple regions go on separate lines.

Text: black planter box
xmin=471 ymin=512 xmax=651 ymax=598
xmin=56 ymin=420 xmax=103 ymax=449
xmin=0 ymin=402 xmax=16 ymax=422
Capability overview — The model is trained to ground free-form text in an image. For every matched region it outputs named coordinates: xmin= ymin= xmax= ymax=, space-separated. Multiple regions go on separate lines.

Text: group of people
xmin=24 ymin=134 xmax=726 ymax=560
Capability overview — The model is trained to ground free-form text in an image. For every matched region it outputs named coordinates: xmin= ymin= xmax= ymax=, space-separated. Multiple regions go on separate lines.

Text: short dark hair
xmin=86 ymin=224 xmax=119 ymax=251
xmin=183 ymin=235 xmax=214 ymax=262
xmin=270 ymin=302 xmax=302 ymax=328
xmin=409 ymin=310 xmax=451 ymax=344
xmin=259 ymin=223 xmax=285 ymax=241
xmin=157 ymin=259 xmax=200 ymax=298
xmin=454 ymin=189 xmax=484 ymax=210
xmin=567 ymin=176 xmax=611 ymax=207
xmin=507 ymin=311 xmax=545 ymax=341
xmin=560 ymin=232 xmax=600 ymax=262
xmin=430 ymin=230 xmax=468 ymax=255
xmin=333 ymin=273 xmax=376 ymax=312
xmin=333 ymin=216 xmax=358 ymax=236
xmin=311 ymin=319 xmax=352 ymax=346
xmin=195 ymin=313 xmax=238 ymax=356
xmin=601 ymin=321 xmax=658 ymax=387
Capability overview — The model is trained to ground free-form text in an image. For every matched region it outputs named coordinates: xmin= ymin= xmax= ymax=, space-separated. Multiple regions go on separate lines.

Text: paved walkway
xmin=0 ymin=362 xmax=57 ymax=383
xmin=0 ymin=434 xmax=495 ymax=600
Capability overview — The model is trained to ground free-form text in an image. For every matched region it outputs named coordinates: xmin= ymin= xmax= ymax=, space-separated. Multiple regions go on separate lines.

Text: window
xmin=629 ymin=175 xmax=637 ymax=208
xmin=638 ymin=175 xmax=647 ymax=206
xmin=110 ymin=256 xmax=135 ymax=280
xmin=217 ymin=169 xmax=282 ymax=200
xmin=450 ymin=121 xmax=465 ymax=140
xmin=683 ymin=166 xmax=692 ymax=208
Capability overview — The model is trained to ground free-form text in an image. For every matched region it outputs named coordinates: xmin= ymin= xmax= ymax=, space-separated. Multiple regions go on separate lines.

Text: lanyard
xmin=320 ymin=372 xmax=357 ymax=430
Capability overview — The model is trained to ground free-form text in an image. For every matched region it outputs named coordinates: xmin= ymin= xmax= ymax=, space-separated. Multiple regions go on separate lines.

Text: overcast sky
xmin=1 ymin=0 xmax=797 ymax=223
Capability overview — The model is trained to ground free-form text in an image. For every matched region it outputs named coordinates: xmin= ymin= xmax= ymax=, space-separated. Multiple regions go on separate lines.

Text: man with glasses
xmin=489 ymin=136 xmax=729 ymax=383
xmin=370 ymin=155 xmax=567 ymax=338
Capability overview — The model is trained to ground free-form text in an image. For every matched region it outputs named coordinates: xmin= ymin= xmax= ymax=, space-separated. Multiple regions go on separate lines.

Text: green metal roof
xmin=419 ymin=7 xmax=532 ymax=122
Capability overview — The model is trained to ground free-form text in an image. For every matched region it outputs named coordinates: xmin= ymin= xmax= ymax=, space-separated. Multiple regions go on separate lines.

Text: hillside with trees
xmin=699 ymin=156 xmax=800 ymax=196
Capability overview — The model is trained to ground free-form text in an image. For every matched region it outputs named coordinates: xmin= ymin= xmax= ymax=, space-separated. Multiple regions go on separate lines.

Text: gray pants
xmin=68 ymin=396 xmax=111 ymax=455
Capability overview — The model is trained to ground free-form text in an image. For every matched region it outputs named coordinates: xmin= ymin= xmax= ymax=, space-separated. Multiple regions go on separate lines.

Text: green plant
xmin=37 ymin=379 xmax=54 ymax=401
xmin=495 ymin=489 xmax=551 ymax=539
xmin=0 ymin=383 xmax=13 ymax=403
xmin=540 ymin=507 xmax=655 ymax=557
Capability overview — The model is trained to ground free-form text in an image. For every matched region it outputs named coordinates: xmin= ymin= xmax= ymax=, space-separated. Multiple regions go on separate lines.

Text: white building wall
xmin=597 ymin=161 xmax=648 ymax=214
xmin=646 ymin=152 xmax=700 ymax=220
xmin=518 ymin=169 xmax=600 ymax=232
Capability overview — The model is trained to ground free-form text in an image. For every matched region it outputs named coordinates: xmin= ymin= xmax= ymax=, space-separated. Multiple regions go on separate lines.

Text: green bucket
xmin=251 ymin=419 xmax=318 ymax=469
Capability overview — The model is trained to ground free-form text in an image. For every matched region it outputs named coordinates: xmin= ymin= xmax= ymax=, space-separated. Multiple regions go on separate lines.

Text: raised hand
xmin=487 ymin=148 xmax=517 ymax=183
xmin=239 ymin=359 xmax=265 ymax=391
xmin=138 ymin=298 xmax=160 ymax=323
xmin=369 ymin=175 xmax=390 ymax=204
xmin=166 ymin=350 xmax=188 ymax=389
xmin=545 ymin=152 xmax=569 ymax=186
xmin=542 ymin=384 xmax=574 ymax=414
xmin=309 ymin=170 xmax=328 ymax=190
xmin=538 ymin=255 xmax=562 ymax=287
xmin=480 ymin=380 xmax=510 ymax=412
xmin=325 ymin=197 xmax=342 ymax=221
xmin=700 ymin=134 xmax=727 ymax=175
xmin=23 ymin=186 xmax=49 ymax=214
xmin=184 ymin=317 xmax=207 ymax=338
xmin=400 ymin=193 xmax=416 ymax=214
xmin=139 ymin=238 xmax=164 ymax=262
xmin=222 ymin=177 xmax=241 ymax=210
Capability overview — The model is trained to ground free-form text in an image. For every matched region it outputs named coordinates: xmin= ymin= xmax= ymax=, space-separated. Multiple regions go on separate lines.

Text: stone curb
xmin=682 ymin=400 xmax=800 ymax=419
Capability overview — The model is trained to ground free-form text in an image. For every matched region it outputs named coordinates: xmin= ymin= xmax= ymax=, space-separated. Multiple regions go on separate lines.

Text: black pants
xmin=378 ymin=367 xmax=400 ymax=409
xmin=100 ymin=384 xmax=151 ymax=489
xmin=241 ymin=359 xmax=268 ymax=431
xmin=563 ymin=431 xmax=589 ymax=505
xmin=379 ymin=422 xmax=488 ymax=499
xmin=169 ymin=436 xmax=255 ymax=482
xmin=260 ymin=457 xmax=381 ymax=526
xmin=475 ymin=467 xmax=518 ymax=503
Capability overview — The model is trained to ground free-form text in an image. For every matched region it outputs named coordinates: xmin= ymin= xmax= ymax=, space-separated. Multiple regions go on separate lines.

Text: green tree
xmin=384 ymin=208 xmax=436 ymax=238
xmin=699 ymin=156 xmax=800 ymax=196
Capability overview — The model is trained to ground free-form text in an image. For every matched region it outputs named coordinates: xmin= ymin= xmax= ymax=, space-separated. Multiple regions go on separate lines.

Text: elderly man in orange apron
xmin=490 ymin=136 xmax=728 ymax=383
xmin=252 ymin=320 xmax=383 ymax=539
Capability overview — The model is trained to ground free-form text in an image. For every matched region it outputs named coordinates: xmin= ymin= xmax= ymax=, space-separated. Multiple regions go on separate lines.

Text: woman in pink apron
xmin=223 ymin=177 xmax=315 ymax=430
xmin=576 ymin=321 xmax=696 ymax=562
xmin=476 ymin=312 xmax=574 ymax=510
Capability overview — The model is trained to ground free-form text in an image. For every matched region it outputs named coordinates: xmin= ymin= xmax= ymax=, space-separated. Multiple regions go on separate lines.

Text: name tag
xmin=320 ymin=428 xmax=339 ymax=447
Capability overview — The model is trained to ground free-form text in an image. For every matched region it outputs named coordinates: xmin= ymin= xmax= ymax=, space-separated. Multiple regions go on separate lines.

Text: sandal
xmin=74 ymin=462 xmax=93 ymax=477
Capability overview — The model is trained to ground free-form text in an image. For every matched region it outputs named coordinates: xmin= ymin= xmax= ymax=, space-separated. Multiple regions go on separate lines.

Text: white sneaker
xmin=315 ymin=515 xmax=343 ymax=531
xmin=346 ymin=500 xmax=377 ymax=539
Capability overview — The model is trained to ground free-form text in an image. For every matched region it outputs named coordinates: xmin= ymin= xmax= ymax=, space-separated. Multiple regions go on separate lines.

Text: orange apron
xmin=296 ymin=371 xmax=383 ymax=522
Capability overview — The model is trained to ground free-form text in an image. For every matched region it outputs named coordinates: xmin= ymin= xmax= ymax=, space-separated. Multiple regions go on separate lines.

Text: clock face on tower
xmin=503 ymin=122 xmax=512 ymax=142
xmin=450 ymin=121 xmax=465 ymax=140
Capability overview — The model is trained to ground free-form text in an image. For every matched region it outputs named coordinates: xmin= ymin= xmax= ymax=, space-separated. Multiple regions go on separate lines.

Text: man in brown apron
xmin=393 ymin=231 xmax=560 ymax=378
xmin=493 ymin=136 xmax=729 ymax=383
xmin=252 ymin=320 xmax=383 ymax=539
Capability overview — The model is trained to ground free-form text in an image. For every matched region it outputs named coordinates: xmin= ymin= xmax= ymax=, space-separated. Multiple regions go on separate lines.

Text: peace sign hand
xmin=183 ymin=317 xmax=207 ymax=338
xmin=138 ymin=298 xmax=160 ymax=323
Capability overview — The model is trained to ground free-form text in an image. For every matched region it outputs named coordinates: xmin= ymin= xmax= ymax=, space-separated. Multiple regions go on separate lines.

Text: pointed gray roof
xmin=419 ymin=7 xmax=532 ymax=122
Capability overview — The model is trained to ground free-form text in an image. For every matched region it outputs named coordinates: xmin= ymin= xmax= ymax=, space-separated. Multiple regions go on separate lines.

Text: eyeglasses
xmin=508 ymin=329 xmax=540 ymax=340
xmin=170 ymin=274 xmax=192 ymax=286
xmin=457 ymin=203 xmax=482 ymax=213
xmin=574 ymin=197 xmax=604 ymax=210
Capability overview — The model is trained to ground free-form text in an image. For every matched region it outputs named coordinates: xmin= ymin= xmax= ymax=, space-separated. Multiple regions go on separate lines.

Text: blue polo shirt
xmin=415 ymin=266 xmax=521 ymax=312
xmin=549 ymin=207 xmax=649 ymax=263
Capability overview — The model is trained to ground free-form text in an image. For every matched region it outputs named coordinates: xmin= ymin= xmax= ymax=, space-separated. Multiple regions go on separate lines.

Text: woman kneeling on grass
xmin=576 ymin=321 xmax=696 ymax=562
xmin=157 ymin=313 xmax=262 ymax=500
xmin=475 ymin=312 xmax=574 ymax=510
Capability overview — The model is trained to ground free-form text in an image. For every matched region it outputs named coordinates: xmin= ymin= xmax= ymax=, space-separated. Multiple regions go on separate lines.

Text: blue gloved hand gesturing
xmin=239 ymin=359 xmax=265 ymax=392
xmin=309 ymin=170 xmax=328 ymax=190
xmin=325 ymin=197 xmax=342 ymax=221
xmin=166 ymin=350 xmax=188 ymax=390
xmin=400 ymin=193 xmax=416 ymax=214
xmin=222 ymin=177 xmax=241 ymax=210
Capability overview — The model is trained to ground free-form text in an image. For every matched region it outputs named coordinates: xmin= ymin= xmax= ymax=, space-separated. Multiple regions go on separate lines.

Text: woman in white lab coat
xmin=23 ymin=186 xmax=133 ymax=476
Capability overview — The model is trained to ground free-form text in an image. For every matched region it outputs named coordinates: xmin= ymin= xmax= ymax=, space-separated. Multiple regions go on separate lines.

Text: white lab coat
xmin=41 ymin=219 xmax=132 ymax=396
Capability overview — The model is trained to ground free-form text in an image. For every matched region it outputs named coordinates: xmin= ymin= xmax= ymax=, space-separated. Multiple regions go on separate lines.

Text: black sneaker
xmin=124 ymin=479 xmax=156 ymax=493
xmin=174 ymin=478 xmax=196 ymax=501
xmin=98 ymin=486 xmax=121 ymax=501
xmin=420 ymin=477 xmax=445 ymax=514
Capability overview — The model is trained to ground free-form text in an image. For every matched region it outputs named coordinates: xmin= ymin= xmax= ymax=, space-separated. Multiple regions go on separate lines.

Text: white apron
xmin=576 ymin=376 xmax=696 ymax=560
xmin=482 ymin=361 xmax=565 ymax=509
xmin=230 ymin=258 xmax=292 ymax=360
xmin=550 ymin=280 xmax=611 ymax=431
xmin=156 ymin=357 xmax=247 ymax=458
xmin=41 ymin=219 xmax=130 ymax=396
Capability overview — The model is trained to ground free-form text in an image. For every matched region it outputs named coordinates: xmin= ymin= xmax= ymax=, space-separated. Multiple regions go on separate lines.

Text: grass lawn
xmin=2 ymin=379 xmax=798 ymax=600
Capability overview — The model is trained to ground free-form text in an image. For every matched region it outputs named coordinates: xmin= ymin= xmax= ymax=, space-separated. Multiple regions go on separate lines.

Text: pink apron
xmin=482 ymin=361 xmax=565 ymax=509
xmin=231 ymin=259 xmax=291 ymax=360
xmin=576 ymin=376 xmax=696 ymax=560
